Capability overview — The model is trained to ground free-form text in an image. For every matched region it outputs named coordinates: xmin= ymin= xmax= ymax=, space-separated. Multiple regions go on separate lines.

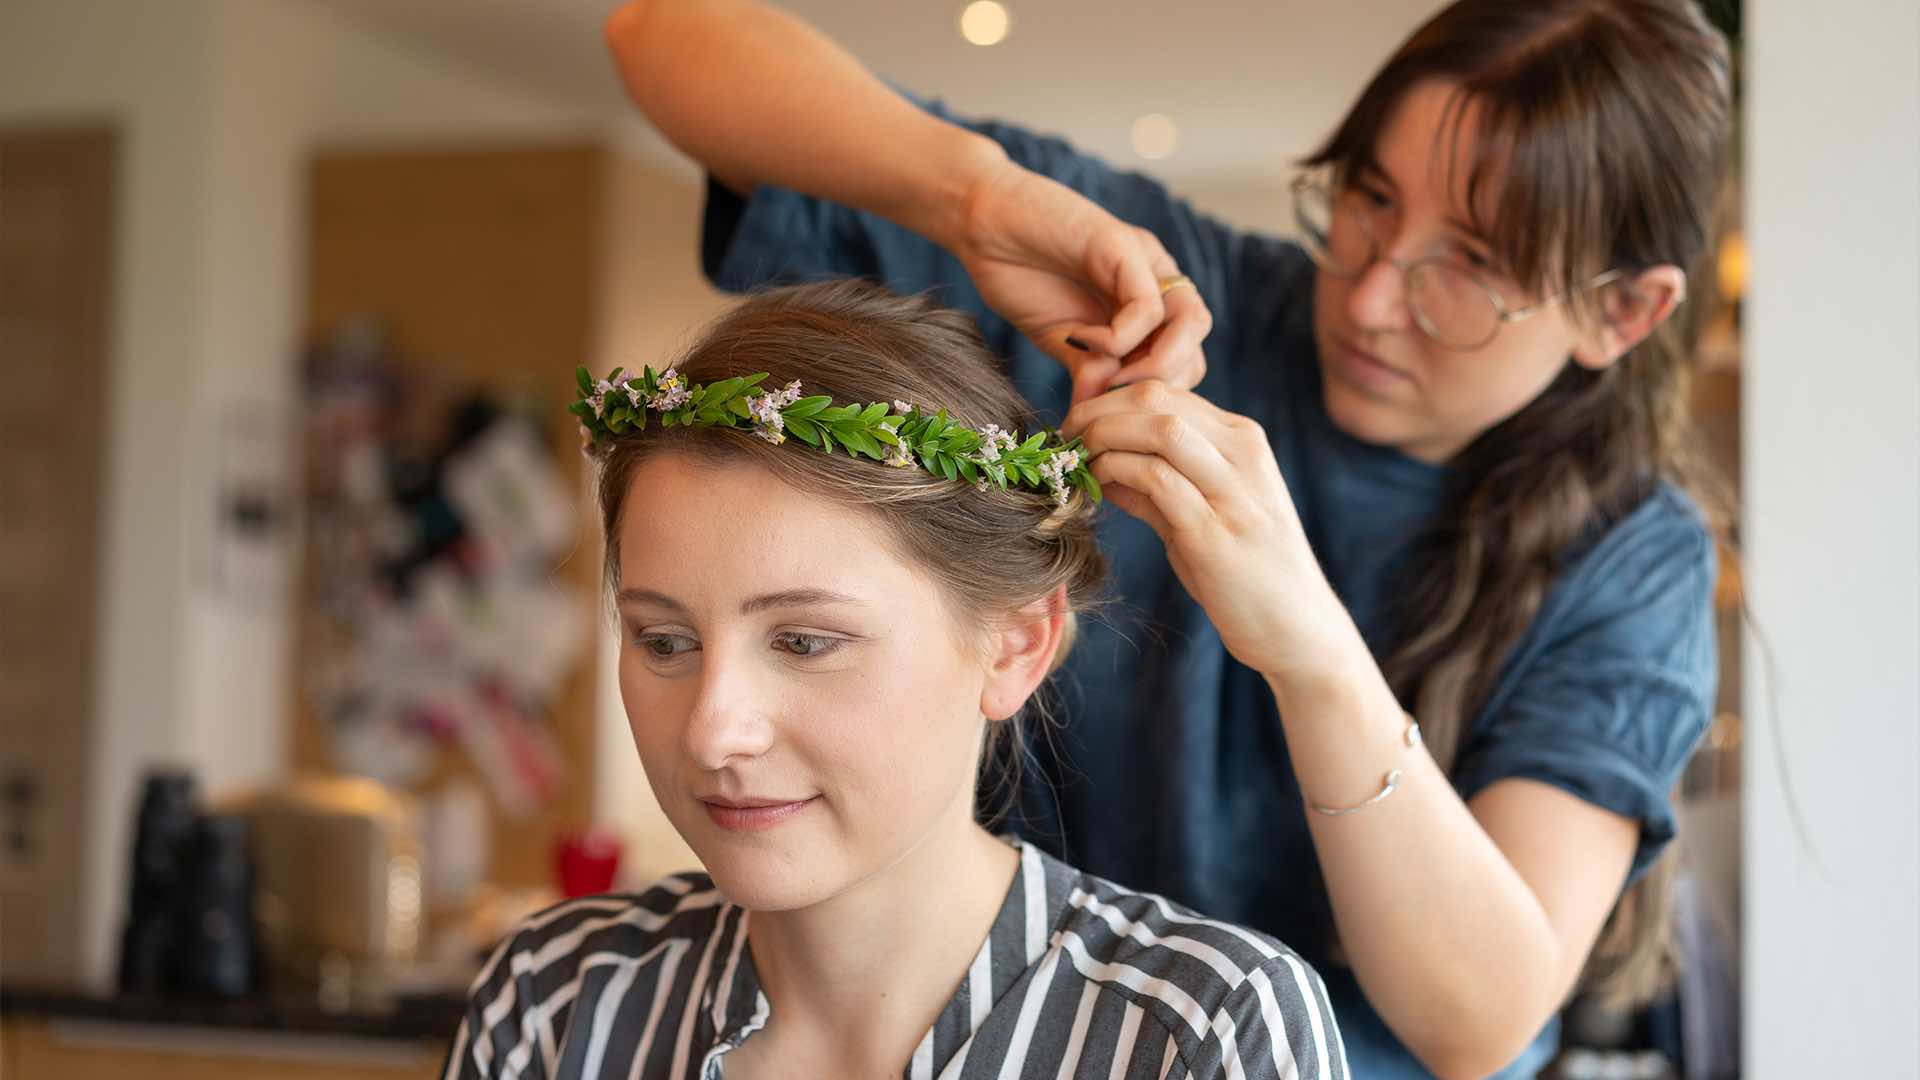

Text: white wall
xmin=1 ymin=0 xmax=602 ymax=988
xmin=1744 ymin=0 xmax=1920 ymax=1073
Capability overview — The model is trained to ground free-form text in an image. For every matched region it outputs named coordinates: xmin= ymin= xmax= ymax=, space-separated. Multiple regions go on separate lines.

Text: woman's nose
xmin=1344 ymin=250 xmax=1414 ymax=334
xmin=682 ymin=656 xmax=775 ymax=771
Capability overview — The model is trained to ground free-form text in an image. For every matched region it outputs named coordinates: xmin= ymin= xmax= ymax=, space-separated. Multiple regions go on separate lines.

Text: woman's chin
xmin=692 ymin=840 xmax=840 ymax=913
xmin=1321 ymin=379 xmax=1412 ymax=449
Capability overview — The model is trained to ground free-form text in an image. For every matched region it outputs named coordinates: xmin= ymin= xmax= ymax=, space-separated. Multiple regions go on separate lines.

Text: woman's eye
xmin=637 ymin=633 xmax=697 ymax=659
xmin=773 ymin=632 xmax=840 ymax=658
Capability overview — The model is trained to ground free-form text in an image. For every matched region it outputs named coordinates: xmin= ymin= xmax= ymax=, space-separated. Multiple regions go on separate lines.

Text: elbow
xmin=1415 ymin=1026 xmax=1549 ymax=1080
xmin=1421 ymin=1048 xmax=1527 ymax=1080
xmin=604 ymin=0 xmax=651 ymax=45
xmin=603 ymin=0 xmax=661 ymax=70
xmin=1402 ymin=964 xmax=1567 ymax=1080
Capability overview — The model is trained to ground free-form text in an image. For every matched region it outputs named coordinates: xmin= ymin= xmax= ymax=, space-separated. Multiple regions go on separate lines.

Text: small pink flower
xmin=648 ymin=369 xmax=690 ymax=411
xmin=1038 ymin=449 xmax=1081 ymax=507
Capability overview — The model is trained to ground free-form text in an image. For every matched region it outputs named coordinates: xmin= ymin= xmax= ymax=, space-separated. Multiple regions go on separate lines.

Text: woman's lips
xmin=701 ymin=795 xmax=818 ymax=832
xmin=1329 ymin=337 xmax=1413 ymax=395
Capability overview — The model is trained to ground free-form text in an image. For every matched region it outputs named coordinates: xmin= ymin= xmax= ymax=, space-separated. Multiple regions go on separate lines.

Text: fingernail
xmin=1064 ymin=336 xmax=1091 ymax=352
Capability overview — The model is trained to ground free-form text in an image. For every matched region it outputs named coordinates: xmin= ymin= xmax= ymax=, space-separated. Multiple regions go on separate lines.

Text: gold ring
xmin=1158 ymin=274 xmax=1196 ymax=296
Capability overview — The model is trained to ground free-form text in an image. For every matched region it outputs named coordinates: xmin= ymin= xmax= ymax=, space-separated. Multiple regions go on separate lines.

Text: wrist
xmin=886 ymin=128 xmax=1009 ymax=252
xmin=1261 ymin=602 xmax=1390 ymax=717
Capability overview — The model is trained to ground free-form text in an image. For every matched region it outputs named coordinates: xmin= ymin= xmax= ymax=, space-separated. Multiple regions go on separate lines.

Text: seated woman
xmin=441 ymin=280 xmax=1348 ymax=1080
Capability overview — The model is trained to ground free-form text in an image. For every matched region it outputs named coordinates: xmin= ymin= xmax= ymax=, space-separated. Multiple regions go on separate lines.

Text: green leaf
xmin=1080 ymin=471 xmax=1103 ymax=503
xmin=575 ymin=366 xmax=594 ymax=396
xmin=1019 ymin=463 xmax=1041 ymax=485
xmin=607 ymin=366 xmax=625 ymax=385
xmin=728 ymin=398 xmax=752 ymax=419
xmin=787 ymin=395 xmax=832 ymax=419
xmin=1021 ymin=431 xmax=1048 ymax=452
xmin=566 ymin=401 xmax=590 ymax=418
xmin=820 ymin=429 xmax=836 ymax=454
xmin=940 ymin=455 xmax=959 ymax=482
xmin=958 ymin=459 xmax=979 ymax=483
xmin=871 ymin=427 xmax=901 ymax=447
xmin=739 ymin=372 xmax=770 ymax=392
xmin=708 ymin=376 xmax=747 ymax=403
xmin=634 ymin=408 xmax=647 ymax=431
xmin=786 ymin=416 xmax=820 ymax=445
xmin=859 ymin=402 xmax=887 ymax=424
xmin=844 ymin=429 xmax=882 ymax=459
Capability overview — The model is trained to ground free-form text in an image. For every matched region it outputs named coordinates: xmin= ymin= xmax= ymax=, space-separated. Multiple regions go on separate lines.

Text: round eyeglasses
xmin=1290 ymin=174 xmax=1622 ymax=351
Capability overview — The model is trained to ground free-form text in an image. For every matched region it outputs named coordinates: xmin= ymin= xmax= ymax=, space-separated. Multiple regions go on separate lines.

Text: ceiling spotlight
xmin=959 ymin=1 xmax=1011 ymax=47
xmin=1130 ymin=113 xmax=1179 ymax=160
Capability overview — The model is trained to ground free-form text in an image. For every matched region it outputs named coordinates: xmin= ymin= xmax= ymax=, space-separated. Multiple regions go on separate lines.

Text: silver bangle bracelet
xmin=1307 ymin=714 xmax=1423 ymax=817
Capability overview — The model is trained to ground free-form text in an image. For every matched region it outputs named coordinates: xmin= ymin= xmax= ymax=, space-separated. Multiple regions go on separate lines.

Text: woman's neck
xmin=738 ymin=820 xmax=1020 ymax=1074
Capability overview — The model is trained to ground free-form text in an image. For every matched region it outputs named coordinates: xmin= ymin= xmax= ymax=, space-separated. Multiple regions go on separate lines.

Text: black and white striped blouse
xmin=443 ymin=838 xmax=1348 ymax=1079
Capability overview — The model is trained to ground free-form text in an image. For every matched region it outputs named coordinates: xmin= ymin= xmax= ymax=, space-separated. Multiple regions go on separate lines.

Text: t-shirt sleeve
xmin=700 ymin=91 xmax=1254 ymax=378
xmin=1452 ymin=497 xmax=1719 ymax=881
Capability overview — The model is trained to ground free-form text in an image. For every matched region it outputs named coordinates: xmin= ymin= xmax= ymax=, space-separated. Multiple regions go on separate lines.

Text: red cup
xmin=555 ymin=828 xmax=623 ymax=897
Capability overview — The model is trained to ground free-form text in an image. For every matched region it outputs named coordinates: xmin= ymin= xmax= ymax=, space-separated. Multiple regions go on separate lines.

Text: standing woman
xmin=605 ymin=2 xmax=1731 ymax=1076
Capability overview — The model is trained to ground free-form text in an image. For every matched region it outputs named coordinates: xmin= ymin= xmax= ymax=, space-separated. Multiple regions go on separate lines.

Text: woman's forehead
xmin=1372 ymin=81 xmax=1504 ymax=226
xmin=617 ymin=453 xmax=925 ymax=606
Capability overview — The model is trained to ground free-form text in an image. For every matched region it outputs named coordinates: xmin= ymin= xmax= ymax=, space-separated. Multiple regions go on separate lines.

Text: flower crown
xmin=570 ymin=365 xmax=1102 ymax=507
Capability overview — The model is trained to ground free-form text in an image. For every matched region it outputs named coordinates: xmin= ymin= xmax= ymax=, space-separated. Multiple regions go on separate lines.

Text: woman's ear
xmin=978 ymin=586 xmax=1069 ymax=722
xmin=1571 ymin=265 xmax=1687 ymax=370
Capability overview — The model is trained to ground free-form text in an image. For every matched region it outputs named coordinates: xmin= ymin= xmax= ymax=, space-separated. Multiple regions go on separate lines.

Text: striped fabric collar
xmin=697 ymin=837 xmax=1077 ymax=1076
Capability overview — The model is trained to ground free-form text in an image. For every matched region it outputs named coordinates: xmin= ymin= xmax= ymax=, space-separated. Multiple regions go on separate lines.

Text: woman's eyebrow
xmin=739 ymin=588 xmax=867 ymax=615
xmin=616 ymin=587 xmax=689 ymax=614
xmin=1353 ymin=159 xmax=1397 ymax=192
xmin=615 ymin=586 xmax=866 ymax=615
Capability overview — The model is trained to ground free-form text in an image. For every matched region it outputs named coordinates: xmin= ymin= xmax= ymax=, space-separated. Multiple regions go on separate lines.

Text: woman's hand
xmin=1061 ymin=381 xmax=1355 ymax=682
xmin=953 ymin=162 xmax=1212 ymax=405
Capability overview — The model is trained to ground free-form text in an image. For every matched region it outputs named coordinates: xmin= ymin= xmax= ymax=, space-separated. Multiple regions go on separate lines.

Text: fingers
xmin=1088 ymin=449 xmax=1211 ymax=536
xmin=1060 ymin=379 xmax=1237 ymax=446
xmin=1045 ymin=224 xmax=1211 ymax=402
xmin=1067 ymin=353 xmax=1122 ymax=407
xmin=1097 ymin=479 xmax=1173 ymax=539
xmin=1109 ymin=229 xmax=1210 ymax=392
xmin=1074 ymin=410 xmax=1242 ymax=506
xmin=1067 ymin=226 xmax=1167 ymax=362
xmin=1110 ymin=286 xmax=1210 ymax=392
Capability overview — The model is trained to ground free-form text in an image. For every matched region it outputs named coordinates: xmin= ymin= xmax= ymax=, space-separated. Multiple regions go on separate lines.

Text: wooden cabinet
xmin=2 ymin=1018 xmax=443 ymax=1080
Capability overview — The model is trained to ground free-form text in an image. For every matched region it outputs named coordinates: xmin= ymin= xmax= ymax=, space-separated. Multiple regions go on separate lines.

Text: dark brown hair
xmin=592 ymin=279 xmax=1107 ymax=795
xmin=1305 ymin=0 xmax=1733 ymax=1006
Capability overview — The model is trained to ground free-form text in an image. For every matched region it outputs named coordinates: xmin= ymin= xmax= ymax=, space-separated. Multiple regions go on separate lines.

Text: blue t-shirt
xmin=696 ymin=98 xmax=1717 ymax=1080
